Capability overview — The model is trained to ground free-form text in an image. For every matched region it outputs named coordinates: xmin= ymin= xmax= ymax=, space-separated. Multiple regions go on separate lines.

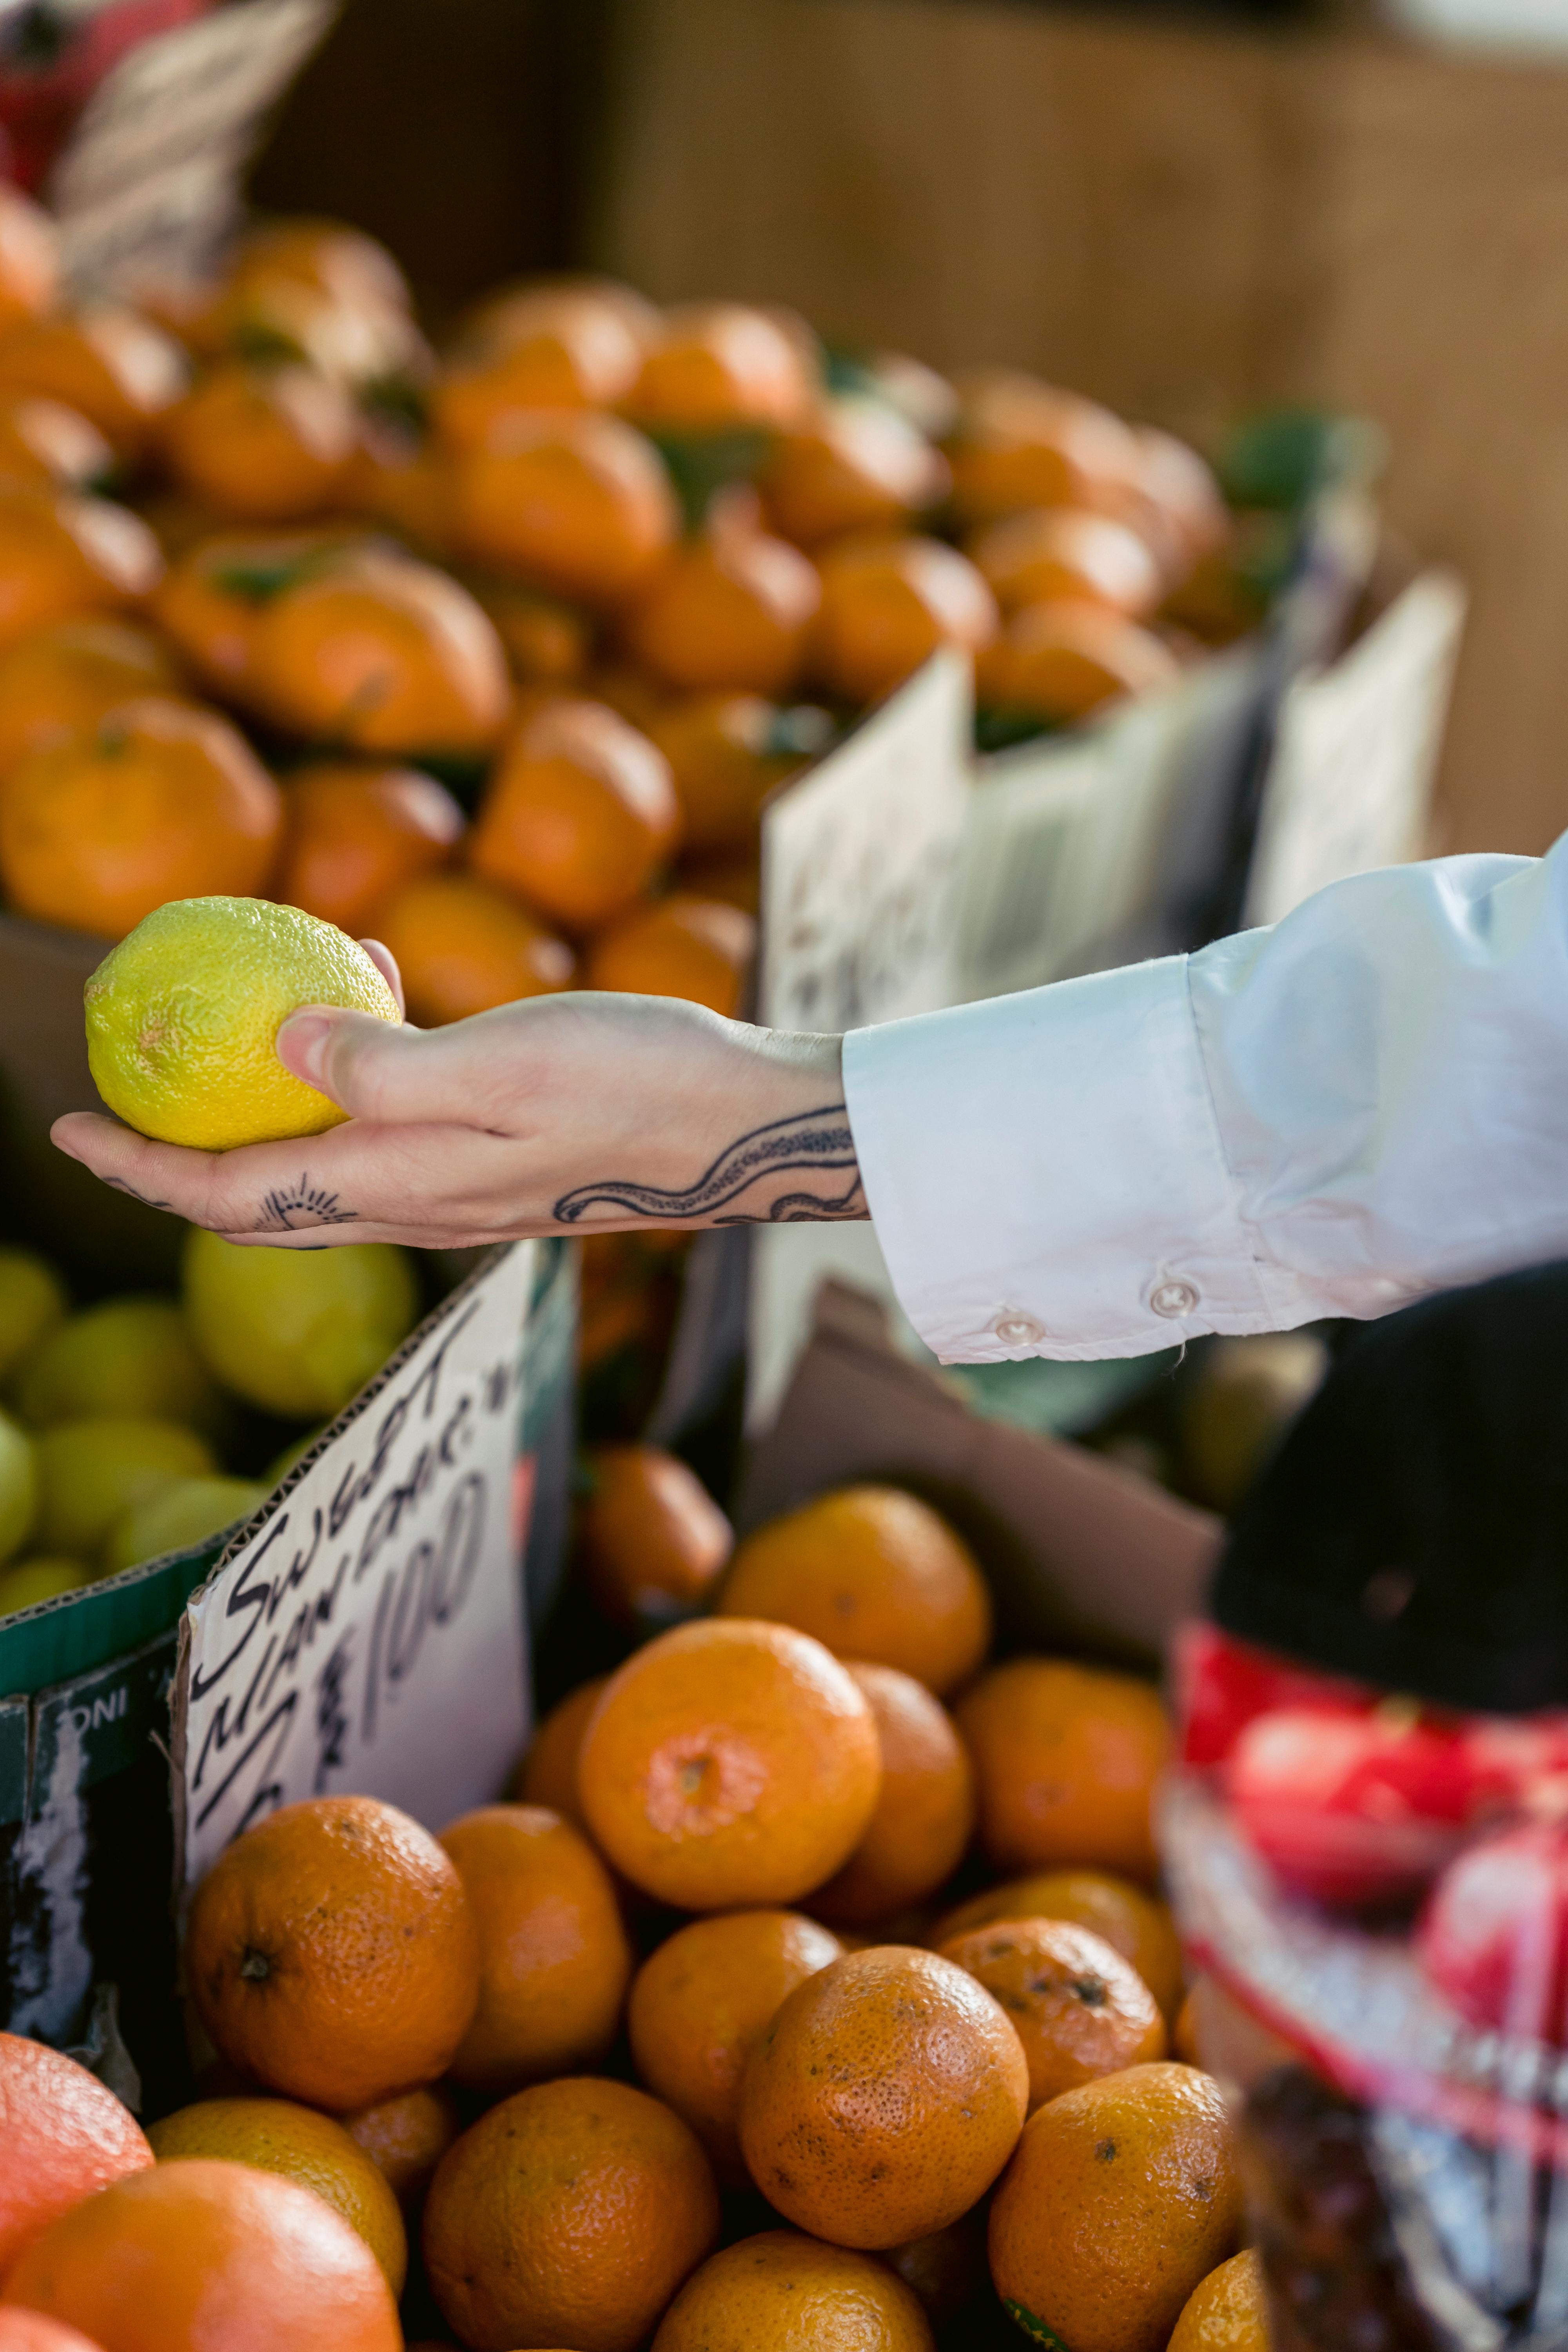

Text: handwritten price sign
xmin=173 ymin=1243 xmax=533 ymax=1899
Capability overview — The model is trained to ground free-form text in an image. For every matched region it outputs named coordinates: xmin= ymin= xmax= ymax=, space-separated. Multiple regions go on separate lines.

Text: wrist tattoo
xmin=254 ymin=1175 xmax=359 ymax=1232
xmin=553 ymin=1104 xmax=866 ymax=1227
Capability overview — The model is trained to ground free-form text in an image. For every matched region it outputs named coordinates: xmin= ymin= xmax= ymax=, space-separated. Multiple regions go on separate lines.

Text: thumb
xmin=277 ymin=1006 xmax=454 ymax=1125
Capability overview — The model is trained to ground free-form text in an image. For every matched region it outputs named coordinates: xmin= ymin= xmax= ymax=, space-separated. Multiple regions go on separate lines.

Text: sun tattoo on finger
xmin=255 ymin=1174 xmax=359 ymax=1231
xmin=552 ymin=1105 xmax=866 ymax=1226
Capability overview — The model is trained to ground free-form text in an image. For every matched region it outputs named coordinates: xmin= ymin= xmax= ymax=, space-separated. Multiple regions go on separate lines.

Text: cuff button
xmin=1149 ymin=1278 xmax=1200 ymax=1319
xmin=992 ymin=1310 xmax=1045 ymax=1345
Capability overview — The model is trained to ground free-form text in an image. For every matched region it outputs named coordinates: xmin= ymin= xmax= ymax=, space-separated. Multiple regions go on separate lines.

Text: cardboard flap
xmin=738 ymin=1279 xmax=1221 ymax=1666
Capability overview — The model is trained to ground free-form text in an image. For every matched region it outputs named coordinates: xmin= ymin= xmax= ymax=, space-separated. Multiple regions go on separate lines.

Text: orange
xmin=0 ymin=2317 xmax=104 ymax=2352
xmin=1 ymin=2157 xmax=399 ymax=2352
xmin=955 ymin=1657 xmax=1170 ymax=1879
xmin=653 ymin=2230 xmax=935 ymax=2350
xmin=738 ymin=1945 xmax=1028 ymax=2247
xmin=454 ymin=409 xmax=678 ymax=603
xmin=0 ymin=185 xmax=58 ymax=330
xmin=513 ymin=1674 xmax=611 ymax=1826
xmin=0 ymin=482 xmax=162 ymax=652
xmin=207 ymin=274 xmax=422 ymax=392
xmin=185 ymin=1792 xmax=480 ymax=2113
xmin=0 ymin=397 xmax=113 ymax=492
xmin=586 ymin=891 xmax=756 ymax=1016
xmin=435 ymin=299 xmax=645 ymax=443
xmin=946 ymin=371 xmax=1142 ymax=524
xmin=760 ymin=396 xmax=948 ymax=547
xmin=144 ymin=2094 xmax=407 ymax=2291
xmin=368 ymin=869 xmax=574 ymax=1023
xmin=882 ymin=2214 xmax=988 ymax=2329
xmin=811 ymin=1662 xmax=975 ymax=1925
xmin=628 ymin=302 xmax=816 ymax=431
xmin=0 ymin=696 xmax=281 ymax=939
xmin=987 ymin=2062 xmax=1243 ymax=2352
xmin=812 ymin=534 xmax=997 ymax=705
xmin=938 ymin=1914 xmax=1167 ymax=2110
xmin=422 ymin=2076 xmax=719 ymax=2352
xmin=439 ymin=1802 xmax=633 ymax=2094
xmin=577 ymin=1443 xmax=733 ymax=1633
xmin=468 ymin=694 xmax=680 ymax=929
xmin=0 ymin=618 xmax=182 ymax=778
xmin=160 ymin=363 xmax=358 ymax=521
xmin=577 ymin=1618 xmax=883 ymax=1909
xmin=276 ymin=760 xmax=465 ymax=934
xmin=717 ymin=1485 xmax=992 ymax=1697
xmin=646 ymin=690 xmax=820 ymax=854
xmin=473 ymin=577 xmax=593 ymax=686
xmin=341 ymin=2082 xmax=461 ymax=2216
xmin=343 ymin=426 xmax=457 ymax=555
xmin=931 ymin=1867 xmax=1186 ymax=2022
xmin=249 ymin=551 xmax=511 ymax=755
xmin=150 ymin=528 xmax=362 ymax=696
xmin=0 ymin=311 xmax=187 ymax=454
xmin=0 ymin=2031 xmax=152 ymax=2281
xmin=627 ymin=1909 xmax=844 ymax=2183
xmin=463 ymin=273 xmax=661 ymax=363
xmin=623 ymin=497 xmax=820 ymax=696
xmin=1132 ymin=426 xmax=1231 ymax=573
xmin=977 ymin=597 xmax=1183 ymax=720
xmin=224 ymin=220 xmax=413 ymax=319
xmin=968 ymin=504 xmax=1165 ymax=617
xmin=1168 ymin=2248 xmax=1270 ymax=2350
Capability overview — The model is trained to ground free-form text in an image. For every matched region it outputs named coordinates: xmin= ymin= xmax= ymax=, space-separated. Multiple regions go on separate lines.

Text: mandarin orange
xmin=0 ymin=2032 xmax=152 ymax=2281
xmin=624 ymin=501 xmax=820 ymax=696
xmin=653 ymin=2230 xmax=935 ymax=2351
xmin=938 ymin=1914 xmax=1167 ymax=2110
xmin=586 ymin=891 xmax=755 ymax=1016
xmin=276 ymin=761 xmax=464 ymax=933
xmin=0 ymin=311 xmax=187 ymax=454
xmin=423 ymin=2076 xmax=719 ymax=2352
xmin=0 ymin=2316 xmax=105 ymax=2352
xmin=955 ymin=1657 xmax=1170 ymax=1879
xmin=627 ymin=1908 xmax=843 ymax=2183
xmin=1 ymin=2158 xmax=399 ymax=2352
xmin=738 ymin=1945 xmax=1028 ymax=2247
xmin=160 ymin=363 xmax=358 ymax=521
xmin=761 ymin=396 xmax=948 ymax=547
xmin=0 ymin=696 xmax=281 ymax=938
xmin=646 ymin=689 xmax=820 ymax=853
xmin=0 ymin=396 xmax=113 ymax=492
xmin=946 ymin=371 xmax=1142 ymax=523
xmin=434 ymin=297 xmax=645 ymax=441
xmin=150 ymin=528 xmax=361 ymax=696
xmin=976 ymin=596 xmax=1181 ymax=720
xmin=717 ymin=1484 xmax=991 ymax=1696
xmin=0 ymin=481 xmax=162 ymax=651
xmin=968 ymin=503 xmax=1165 ymax=617
xmin=811 ymin=1662 xmax=975 ymax=1926
xmin=812 ymin=534 xmax=996 ymax=705
xmin=577 ymin=1617 xmax=882 ymax=1909
xmin=185 ymin=1793 xmax=479 ymax=2113
xmin=473 ymin=577 xmax=593 ymax=686
xmin=931 ymin=1867 xmax=1185 ymax=2022
xmin=343 ymin=427 xmax=457 ymax=555
xmin=628 ymin=302 xmax=815 ymax=432
xmin=577 ymin=1443 xmax=733 ymax=1633
xmin=1168 ymin=2248 xmax=1271 ymax=2351
xmin=342 ymin=2082 xmax=462 ymax=2216
xmin=369 ymin=869 xmax=574 ymax=1022
xmin=0 ymin=618 xmax=182 ymax=778
xmin=454 ymin=409 xmax=677 ymax=603
xmin=512 ymin=1674 xmax=612 ymax=1826
xmin=468 ymin=693 xmax=680 ymax=929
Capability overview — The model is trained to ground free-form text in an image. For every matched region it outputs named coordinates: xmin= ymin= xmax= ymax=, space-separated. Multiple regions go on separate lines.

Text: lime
xmin=83 ymin=895 xmax=401 ymax=1152
xmin=33 ymin=1416 xmax=216 ymax=1557
xmin=0 ymin=1557 xmax=92 ymax=1615
xmin=0 ymin=1407 xmax=36 ymax=1564
xmin=183 ymin=1228 xmax=420 ymax=1419
xmin=0 ymin=1245 xmax=67 ymax=1388
xmin=18 ymin=1295 xmax=225 ymax=1435
xmin=103 ymin=1474 xmax=269 ymax=1575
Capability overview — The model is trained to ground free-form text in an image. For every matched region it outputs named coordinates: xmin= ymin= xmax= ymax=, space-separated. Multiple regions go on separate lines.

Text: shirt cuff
xmin=842 ymin=958 xmax=1279 ymax=1363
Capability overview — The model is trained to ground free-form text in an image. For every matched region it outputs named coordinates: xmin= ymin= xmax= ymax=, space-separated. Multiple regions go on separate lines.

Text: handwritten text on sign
xmin=176 ymin=1243 xmax=532 ymax=1896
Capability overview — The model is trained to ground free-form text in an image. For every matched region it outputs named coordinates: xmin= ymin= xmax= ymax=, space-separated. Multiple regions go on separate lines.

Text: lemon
xmin=0 ymin=1557 xmax=92 ymax=1615
xmin=18 ymin=1295 xmax=225 ymax=1435
xmin=103 ymin=1474 xmax=269 ymax=1576
xmin=183 ymin=1227 xmax=420 ymax=1419
xmin=0 ymin=1245 xmax=67 ymax=1388
xmin=33 ymin=1415 xmax=216 ymax=1557
xmin=0 ymin=1407 xmax=36 ymax=1563
xmin=83 ymin=895 xmax=401 ymax=1152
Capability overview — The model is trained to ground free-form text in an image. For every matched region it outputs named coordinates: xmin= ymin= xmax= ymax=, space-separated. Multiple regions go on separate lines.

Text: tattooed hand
xmin=50 ymin=973 xmax=867 ymax=1250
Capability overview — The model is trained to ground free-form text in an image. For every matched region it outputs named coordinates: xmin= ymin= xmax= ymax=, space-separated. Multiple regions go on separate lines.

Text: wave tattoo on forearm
xmin=553 ymin=1105 xmax=866 ymax=1226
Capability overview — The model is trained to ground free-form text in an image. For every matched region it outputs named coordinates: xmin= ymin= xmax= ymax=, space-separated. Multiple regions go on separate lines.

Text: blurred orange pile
xmin=0 ymin=1464 xmax=1270 ymax=2352
xmin=0 ymin=189 xmax=1251 ymax=1036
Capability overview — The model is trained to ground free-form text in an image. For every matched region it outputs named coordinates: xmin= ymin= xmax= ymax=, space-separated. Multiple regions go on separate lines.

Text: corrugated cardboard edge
xmin=737 ymin=1279 xmax=1222 ymax=1667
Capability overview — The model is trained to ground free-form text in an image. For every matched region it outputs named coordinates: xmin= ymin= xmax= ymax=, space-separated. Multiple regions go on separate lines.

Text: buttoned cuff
xmin=842 ymin=960 xmax=1296 ymax=1362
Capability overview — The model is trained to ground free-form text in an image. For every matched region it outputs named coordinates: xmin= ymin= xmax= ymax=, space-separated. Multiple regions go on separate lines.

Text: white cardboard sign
xmin=174 ymin=1242 xmax=533 ymax=1899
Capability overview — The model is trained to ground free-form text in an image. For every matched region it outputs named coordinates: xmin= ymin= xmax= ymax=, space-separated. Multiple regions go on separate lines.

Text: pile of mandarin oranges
xmin=0 ymin=1463 xmax=1267 ymax=2352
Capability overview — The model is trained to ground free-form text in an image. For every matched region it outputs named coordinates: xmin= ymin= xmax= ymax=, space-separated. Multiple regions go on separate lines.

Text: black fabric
xmin=1210 ymin=1263 xmax=1568 ymax=1716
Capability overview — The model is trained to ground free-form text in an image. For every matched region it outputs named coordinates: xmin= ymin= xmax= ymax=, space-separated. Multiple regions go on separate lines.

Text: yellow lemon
xmin=102 ymin=1472 xmax=269 ymax=1575
xmin=83 ymin=895 xmax=401 ymax=1151
xmin=0 ymin=1406 xmax=36 ymax=1563
xmin=147 ymin=2095 xmax=408 ymax=2294
xmin=0 ymin=1244 xmax=66 ymax=1387
xmin=18 ymin=1294 xmax=225 ymax=1434
xmin=0 ymin=1556 xmax=91 ymax=1614
xmin=183 ymin=1226 xmax=420 ymax=1418
xmin=33 ymin=1414 xmax=215 ymax=1556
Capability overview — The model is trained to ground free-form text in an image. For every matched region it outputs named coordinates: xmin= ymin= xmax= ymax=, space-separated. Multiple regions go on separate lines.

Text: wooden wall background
xmin=594 ymin=0 xmax=1568 ymax=857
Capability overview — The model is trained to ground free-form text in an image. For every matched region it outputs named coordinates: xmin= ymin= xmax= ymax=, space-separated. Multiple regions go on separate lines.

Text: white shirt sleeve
xmin=842 ymin=841 xmax=1568 ymax=1363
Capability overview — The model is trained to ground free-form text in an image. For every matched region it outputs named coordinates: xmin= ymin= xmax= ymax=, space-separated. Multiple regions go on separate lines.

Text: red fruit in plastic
xmin=1174 ymin=1621 xmax=1372 ymax=1770
xmin=1228 ymin=1706 xmax=1489 ymax=1906
xmin=1417 ymin=1821 xmax=1568 ymax=2044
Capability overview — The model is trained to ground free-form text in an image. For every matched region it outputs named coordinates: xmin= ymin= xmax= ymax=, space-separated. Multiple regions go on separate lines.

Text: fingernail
xmin=277 ymin=1009 xmax=334 ymax=1086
